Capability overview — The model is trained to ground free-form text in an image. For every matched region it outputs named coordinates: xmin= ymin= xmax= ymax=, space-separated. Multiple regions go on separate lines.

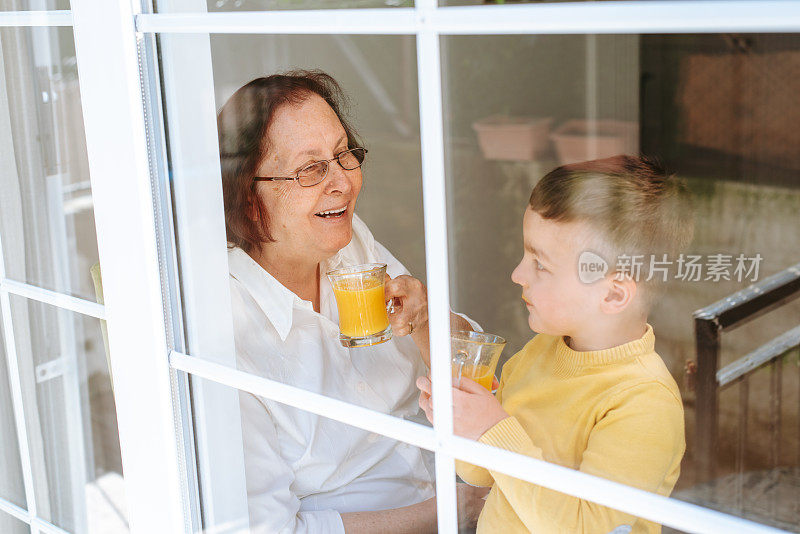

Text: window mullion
xmin=0 ymin=279 xmax=105 ymax=320
xmin=70 ymin=0 xmax=191 ymax=533
xmin=158 ymin=18 xmax=252 ymax=529
xmin=0 ymin=11 xmax=72 ymax=28
xmin=135 ymin=2 xmax=800 ymax=35
xmin=417 ymin=1 xmax=459 ymax=531
xmin=431 ymin=1 xmax=800 ymax=34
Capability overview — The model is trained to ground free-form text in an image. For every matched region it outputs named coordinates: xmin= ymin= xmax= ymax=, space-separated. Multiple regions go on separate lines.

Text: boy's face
xmin=511 ymin=209 xmax=604 ymax=338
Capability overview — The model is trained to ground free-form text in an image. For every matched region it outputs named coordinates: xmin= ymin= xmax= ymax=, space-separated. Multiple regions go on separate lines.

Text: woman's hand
xmin=384 ymin=274 xmax=434 ymax=367
xmin=384 ymin=274 xmax=478 ymax=370
xmin=384 ymin=274 xmax=428 ymax=338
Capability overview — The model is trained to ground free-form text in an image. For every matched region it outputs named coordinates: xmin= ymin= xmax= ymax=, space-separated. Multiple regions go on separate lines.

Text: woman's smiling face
xmin=253 ymin=93 xmax=362 ymax=263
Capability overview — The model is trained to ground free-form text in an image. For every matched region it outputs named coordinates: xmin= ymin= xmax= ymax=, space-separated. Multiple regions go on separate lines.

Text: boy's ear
xmin=600 ymin=272 xmax=637 ymax=314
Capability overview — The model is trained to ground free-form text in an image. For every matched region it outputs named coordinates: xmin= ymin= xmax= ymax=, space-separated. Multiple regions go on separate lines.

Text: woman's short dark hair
xmin=217 ymin=70 xmax=362 ymax=253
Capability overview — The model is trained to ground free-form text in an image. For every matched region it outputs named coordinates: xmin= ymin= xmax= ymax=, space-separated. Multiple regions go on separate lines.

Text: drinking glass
xmin=451 ymin=330 xmax=506 ymax=391
xmin=327 ymin=263 xmax=393 ymax=348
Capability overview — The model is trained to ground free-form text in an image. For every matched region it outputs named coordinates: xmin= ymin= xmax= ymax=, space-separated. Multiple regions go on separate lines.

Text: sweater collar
xmin=553 ymin=324 xmax=655 ymax=377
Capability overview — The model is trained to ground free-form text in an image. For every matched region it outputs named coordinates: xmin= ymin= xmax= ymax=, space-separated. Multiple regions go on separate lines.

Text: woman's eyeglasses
xmin=253 ymin=147 xmax=367 ymax=188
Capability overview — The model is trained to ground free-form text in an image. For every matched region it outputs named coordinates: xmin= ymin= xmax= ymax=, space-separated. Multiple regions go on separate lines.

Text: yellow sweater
xmin=457 ymin=324 xmax=685 ymax=534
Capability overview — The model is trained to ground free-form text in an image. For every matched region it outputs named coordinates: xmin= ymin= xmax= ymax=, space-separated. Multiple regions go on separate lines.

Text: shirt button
xmin=367 ymin=433 xmax=379 ymax=443
xmin=357 ymin=381 xmax=367 ymax=393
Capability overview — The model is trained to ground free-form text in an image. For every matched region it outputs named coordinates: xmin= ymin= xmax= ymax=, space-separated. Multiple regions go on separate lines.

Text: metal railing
xmin=717 ymin=328 xmax=800 ymax=519
xmin=692 ymin=262 xmax=800 ymax=507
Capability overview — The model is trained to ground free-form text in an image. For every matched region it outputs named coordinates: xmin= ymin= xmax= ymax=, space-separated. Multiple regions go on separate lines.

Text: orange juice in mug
xmin=332 ymin=281 xmax=389 ymax=338
xmin=456 ymin=363 xmax=494 ymax=391
xmin=451 ymin=331 xmax=506 ymax=391
xmin=327 ymin=263 xmax=393 ymax=348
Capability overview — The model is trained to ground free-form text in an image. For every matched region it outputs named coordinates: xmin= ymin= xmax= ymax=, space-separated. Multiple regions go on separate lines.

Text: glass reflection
xmin=9 ymin=296 xmax=127 ymax=533
xmin=218 ymin=69 xmax=446 ymax=531
xmin=0 ymin=26 xmax=99 ymax=300
xmin=166 ymin=26 xmax=799 ymax=533
xmin=0 ymin=510 xmax=28 ymax=534
xmin=0 ymin=320 xmax=26 ymax=510
xmin=443 ymin=33 xmax=800 ymax=530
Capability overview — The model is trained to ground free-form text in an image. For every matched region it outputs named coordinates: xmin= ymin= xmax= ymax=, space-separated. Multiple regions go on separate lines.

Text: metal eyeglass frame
xmin=253 ymin=147 xmax=368 ymax=187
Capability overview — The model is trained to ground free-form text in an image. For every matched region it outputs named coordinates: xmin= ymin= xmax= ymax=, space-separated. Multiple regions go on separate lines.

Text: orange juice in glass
xmin=327 ymin=263 xmax=393 ymax=348
xmin=451 ymin=331 xmax=506 ymax=391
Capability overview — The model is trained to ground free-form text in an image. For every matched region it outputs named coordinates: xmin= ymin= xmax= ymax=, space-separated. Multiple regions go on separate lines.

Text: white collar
xmin=226 ymin=215 xmax=373 ymax=341
xmin=227 ymin=246 xmax=353 ymax=342
xmin=228 ymin=247 xmax=302 ymax=341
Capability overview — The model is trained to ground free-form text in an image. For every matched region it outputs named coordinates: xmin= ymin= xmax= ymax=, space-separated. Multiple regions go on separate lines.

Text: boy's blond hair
xmin=529 ymin=155 xmax=694 ymax=299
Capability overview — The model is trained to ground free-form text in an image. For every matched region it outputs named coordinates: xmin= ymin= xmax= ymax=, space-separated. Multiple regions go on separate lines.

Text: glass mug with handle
xmin=327 ymin=263 xmax=394 ymax=348
xmin=451 ymin=330 xmax=506 ymax=391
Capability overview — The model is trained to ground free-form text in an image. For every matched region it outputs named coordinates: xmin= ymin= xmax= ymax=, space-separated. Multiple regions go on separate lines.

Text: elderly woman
xmin=218 ymin=71 xmax=485 ymax=533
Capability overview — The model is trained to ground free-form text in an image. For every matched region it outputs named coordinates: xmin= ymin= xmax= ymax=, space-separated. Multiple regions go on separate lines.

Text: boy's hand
xmin=416 ymin=376 xmax=509 ymax=441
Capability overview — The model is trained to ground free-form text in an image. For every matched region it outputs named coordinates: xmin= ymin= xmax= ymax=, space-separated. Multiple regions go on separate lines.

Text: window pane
xmin=156 ymin=0 xmax=412 ymax=13
xmin=159 ymin=31 xmax=450 ymax=530
xmin=162 ymin=30 xmax=425 ymax=400
xmin=190 ymin=376 xmax=446 ymax=532
xmin=0 ymin=26 xmax=100 ymax=301
xmin=9 ymin=296 xmax=127 ymax=533
xmin=443 ymin=33 xmax=800 ymax=530
xmin=0 ymin=510 xmax=29 ymax=534
xmin=0 ymin=318 xmax=26 ymax=509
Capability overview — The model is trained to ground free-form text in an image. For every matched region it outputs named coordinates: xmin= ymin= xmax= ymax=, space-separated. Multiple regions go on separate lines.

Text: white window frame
xmin=2 ymin=2 xmax=799 ymax=534
xmin=0 ymin=9 xmax=110 ymax=534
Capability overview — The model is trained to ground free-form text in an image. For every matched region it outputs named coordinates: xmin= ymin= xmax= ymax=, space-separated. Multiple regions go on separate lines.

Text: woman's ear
xmin=599 ymin=272 xmax=637 ymax=315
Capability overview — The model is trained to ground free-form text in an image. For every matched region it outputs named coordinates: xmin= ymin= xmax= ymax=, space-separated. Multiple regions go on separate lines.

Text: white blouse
xmin=230 ymin=215 xmax=440 ymax=534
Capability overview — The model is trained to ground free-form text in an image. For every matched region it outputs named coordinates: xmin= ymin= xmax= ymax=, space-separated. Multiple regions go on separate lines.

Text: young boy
xmin=418 ymin=155 xmax=694 ymax=533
